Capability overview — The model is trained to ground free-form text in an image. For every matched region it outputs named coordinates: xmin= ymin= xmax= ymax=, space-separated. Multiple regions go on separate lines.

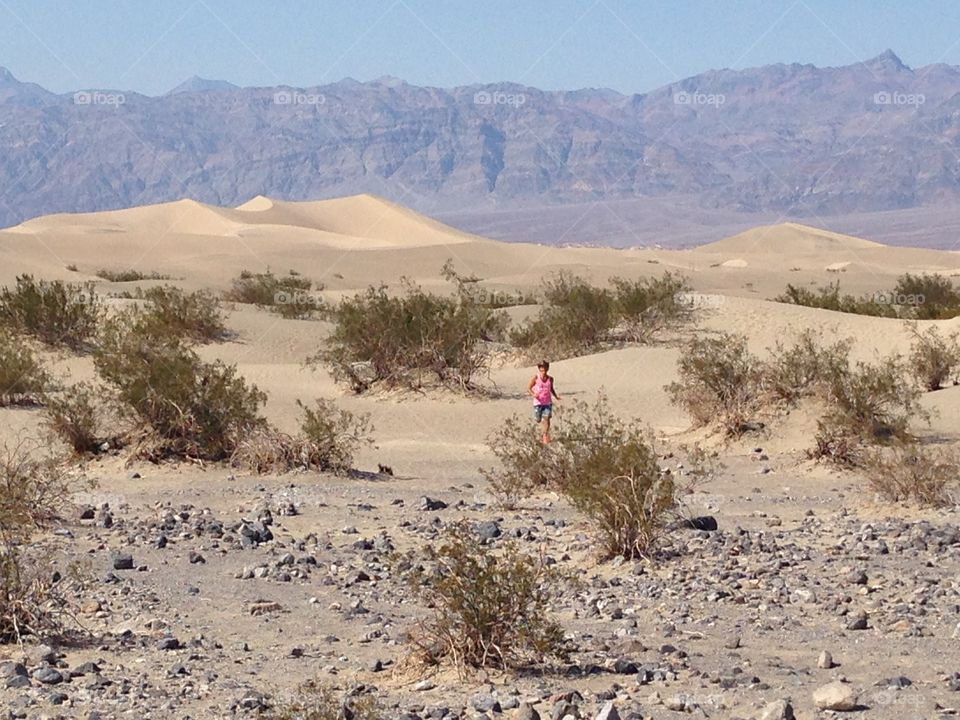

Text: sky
xmin=1 ymin=0 xmax=959 ymax=95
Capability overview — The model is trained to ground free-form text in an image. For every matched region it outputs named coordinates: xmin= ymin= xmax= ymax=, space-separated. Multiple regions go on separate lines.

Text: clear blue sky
xmin=2 ymin=0 xmax=959 ymax=95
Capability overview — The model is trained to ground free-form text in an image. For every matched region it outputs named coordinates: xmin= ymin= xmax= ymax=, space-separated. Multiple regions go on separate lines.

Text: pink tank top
xmin=533 ymin=375 xmax=553 ymax=405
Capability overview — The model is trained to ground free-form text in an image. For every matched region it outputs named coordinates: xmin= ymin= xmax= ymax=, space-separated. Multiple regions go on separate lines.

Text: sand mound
xmin=700 ymin=222 xmax=885 ymax=255
xmin=721 ymin=258 xmax=748 ymax=268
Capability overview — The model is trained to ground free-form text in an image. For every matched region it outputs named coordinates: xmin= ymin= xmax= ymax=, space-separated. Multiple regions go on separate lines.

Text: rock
xmin=472 ymin=693 xmax=501 ymax=713
xmin=846 ymin=569 xmax=868 ymax=585
xmin=516 ymin=703 xmax=541 ymax=720
xmin=724 ymin=635 xmax=741 ymax=649
xmin=817 ymin=651 xmax=834 ymax=669
xmin=846 ymin=610 xmax=869 ymax=631
xmin=79 ymin=506 xmax=95 ymax=520
xmin=5 ymin=674 xmax=30 ymax=688
xmin=156 ymin=636 xmax=181 ymax=651
xmin=0 ymin=662 xmax=27 ymax=678
xmin=613 ymin=659 xmax=638 ymax=674
xmin=31 ymin=667 xmax=63 ymax=685
xmin=188 ymin=551 xmax=206 ymax=564
xmin=418 ymin=496 xmax=447 ymax=511
xmin=249 ymin=601 xmax=283 ymax=616
xmin=812 ymin=681 xmax=858 ymax=711
xmin=476 ymin=520 xmax=502 ymax=540
xmin=111 ymin=552 xmax=134 ymax=570
xmin=759 ymin=699 xmax=795 ymax=720
xmin=594 ymin=702 xmax=620 ymax=720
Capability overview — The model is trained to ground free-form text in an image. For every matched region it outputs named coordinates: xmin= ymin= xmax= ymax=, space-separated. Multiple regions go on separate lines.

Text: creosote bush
xmin=43 ymin=381 xmax=120 ymax=456
xmin=316 ymin=280 xmax=506 ymax=392
xmin=94 ymin=318 xmax=266 ymax=461
xmin=126 ymin=285 xmax=229 ymax=343
xmin=763 ymin=329 xmax=851 ymax=404
xmin=0 ymin=275 xmax=102 ymax=349
xmin=0 ymin=330 xmax=49 ymax=406
xmin=225 ymin=269 xmax=320 ymax=319
xmin=268 ymin=680 xmax=383 ymax=720
xmin=811 ymin=356 xmax=927 ymax=466
xmin=480 ymin=415 xmax=567 ymax=507
xmin=908 ymin=324 xmax=960 ymax=391
xmin=0 ymin=441 xmax=73 ymax=643
xmin=863 ymin=442 xmax=959 ymax=507
xmin=95 ymin=269 xmax=171 ymax=282
xmin=400 ymin=522 xmax=569 ymax=672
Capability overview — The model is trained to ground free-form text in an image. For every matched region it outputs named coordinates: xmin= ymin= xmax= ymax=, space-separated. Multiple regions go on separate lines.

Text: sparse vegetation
xmin=43 ymin=381 xmax=119 ymax=456
xmin=94 ymin=318 xmax=266 ymax=461
xmin=127 ymin=285 xmax=229 ymax=343
xmin=863 ymin=442 xmax=959 ymax=507
xmin=0 ymin=330 xmax=50 ymax=406
xmin=611 ymin=271 xmax=693 ymax=342
xmin=316 ymin=281 xmax=507 ymax=392
xmin=95 ymin=268 xmax=171 ymax=282
xmin=908 ymin=324 xmax=960 ymax=391
xmin=481 ymin=415 xmax=567 ymax=507
xmin=666 ymin=333 xmax=764 ymax=436
xmin=811 ymin=356 xmax=927 ymax=466
xmin=401 ymin=521 xmax=569 ymax=672
xmin=269 ymin=681 xmax=383 ymax=720
xmin=224 ymin=269 xmax=320 ymax=319
xmin=894 ymin=273 xmax=960 ymax=319
xmin=0 ymin=275 xmax=103 ymax=349
xmin=763 ymin=330 xmax=852 ymax=404
xmin=0 ymin=441 xmax=74 ymax=643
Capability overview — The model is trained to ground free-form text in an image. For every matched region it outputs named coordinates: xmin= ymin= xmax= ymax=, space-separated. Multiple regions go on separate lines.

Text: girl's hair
xmin=537 ymin=360 xmax=550 ymax=370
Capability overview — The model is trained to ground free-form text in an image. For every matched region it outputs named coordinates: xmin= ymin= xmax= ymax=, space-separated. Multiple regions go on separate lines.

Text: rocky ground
xmin=1 ymin=451 xmax=959 ymax=720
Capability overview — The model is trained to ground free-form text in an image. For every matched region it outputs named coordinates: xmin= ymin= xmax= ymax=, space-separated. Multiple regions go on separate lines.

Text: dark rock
xmin=111 ymin=552 xmax=134 ymax=570
xmin=156 ymin=636 xmax=181 ymax=651
xmin=31 ymin=666 xmax=63 ymax=685
xmin=419 ymin=496 xmax=447 ymax=511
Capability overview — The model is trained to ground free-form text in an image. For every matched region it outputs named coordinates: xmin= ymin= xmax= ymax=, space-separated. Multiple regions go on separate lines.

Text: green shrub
xmin=0 ymin=441 xmax=73 ymax=643
xmin=481 ymin=414 xmax=567 ymax=506
xmin=224 ymin=269 xmax=319 ymax=319
xmin=763 ymin=330 xmax=852 ymax=404
xmin=269 ymin=681 xmax=383 ymax=720
xmin=811 ymin=356 xmax=926 ymax=465
xmin=774 ymin=274 xmax=960 ymax=319
xmin=316 ymin=281 xmax=507 ymax=392
xmin=611 ymin=271 xmax=692 ymax=342
xmin=0 ymin=275 xmax=103 ymax=349
xmin=94 ymin=318 xmax=266 ymax=460
xmin=401 ymin=522 xmax=569 ymax=672
xmin=95 ymin=269 xmax=171 ymax=282
xmin=863 ymin=442 xmax=958 ymax=507
xmin=43 ymin=382 xmax=119 ymax=456
xmin=908 ymin=324 xmax=960 ymax=391
xmin=129 ymin=285 xmax=228 ymax=343
xmin=297 ymin=399 xmax=373 ymax=473
xmin=666 ymin=333 xmax=764 ymax=436
xmin=0 ymin=331 xmax=49 ymax=406
xmin=894 ymin=273 xmax=960 ymax=319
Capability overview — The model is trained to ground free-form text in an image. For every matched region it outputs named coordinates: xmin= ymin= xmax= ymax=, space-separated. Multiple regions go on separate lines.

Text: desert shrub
xmin=774 ymin=281 xmax=897 ymax=317
xmin=763 ymin=330 xmax=852 ymax=403
xmin=510 ymin=272 xmax=616 ymax=358
xmin=0 ymin=330 xmax=49 ymax=406
xmin=225 ymin=269 xmax=319 ymax=319
xmin=863 ymin=442 xmax=958 ymax=507
xmin=481 ymin=415 xmax=568 ymax=507
xmin=908 ymin=324 xmax=960 ymax=391
xmin=95 ymin=269 xmax=171 ymax=282
xmin=667 ymin=333 xmax=764 ymax=436
xmin=297 ymin=399 xmax=373 ymax=473
xmin=894 ymin=273 xmax=960 ymax=319
xmin=94 ymin=318 xmax=266 ymax=460
xmin=811 ymin=356 xmax=926 ymax=465
xmin=131 ymin=285 xmax=228 ymax=343
xmin=611 ymin=271 xmax=692 ymax=342
xmin=0 ymin=441 xmax=73 ymax=643
xmin=0 ymin=275 xmax=103 ymax=349
xmin=269 ymin=681 xmax=383 ymax=720
xmin=401 ymin=522 xmax=569 ymax=672
xmin=43 ymin=381 xmax=120 ymax=456
xmin=316 ymin=282 xmax=506 ymax=392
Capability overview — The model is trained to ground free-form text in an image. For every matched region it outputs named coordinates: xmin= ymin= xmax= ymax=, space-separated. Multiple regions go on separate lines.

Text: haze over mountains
xmin=1 ymin=50 xmax=958 ymax=248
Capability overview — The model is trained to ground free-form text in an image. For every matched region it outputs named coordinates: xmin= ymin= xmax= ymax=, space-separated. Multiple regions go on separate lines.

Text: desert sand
xmin=0 ymin=195 xmax=958 ymax=719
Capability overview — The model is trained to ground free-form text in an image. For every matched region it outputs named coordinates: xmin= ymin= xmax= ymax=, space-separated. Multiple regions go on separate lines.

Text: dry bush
xmin=480 ymin=414 xmax=569 ymax=506
xmin=763 ymin=330 xmax=852 ymax=404
xmin=894 ymin=273 xmax=960 ymax=319
xmin=94 ymin=318 xmax=266 ymax=461
xmin=43 ymin=381 xmax=121 ymax=456
xmin=611 ymin=271 xmax=693 ymax=342
xmin=224 ymin=269 xmax=320 ymax=319
xmin=863 ymin=442 xmax=959 ymax=507
xmin=268 ymin=681 xmax=383 ymax=720
xmin=230 ymin=400 xmax=372 ymax=475
xmin=316 ymin=281 xmax=506 ymax=392
xmin=95 ymin=269 xmax=171 ymax=282
xmin=0 ymin=441 xmax=74 ymax=643
xmin=0 ymin=329 xmax=49 ymax=406
xmin=908 ymin=324 xmax=960 ymax=391
xmin=129 ymin=285 xmax=229 ymax=343
xmin=811 ymin=356 xmax=926 ymax=466
xmin=666 ymin=333 xmax=764 ymax=436
xmin=0 ymin=274 xmax=103 ymax=350
xmin=400 ymin=522 xmax=569 ymax=673
xmin=773 ymin=281 xmax=896 ymax=317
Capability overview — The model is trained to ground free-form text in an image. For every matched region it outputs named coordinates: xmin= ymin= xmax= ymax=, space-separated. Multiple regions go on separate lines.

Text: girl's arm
xmin=528 ymin=377 xmax=537 ymax=397
xmin=551 ymin=378 xmax=560 ymax=400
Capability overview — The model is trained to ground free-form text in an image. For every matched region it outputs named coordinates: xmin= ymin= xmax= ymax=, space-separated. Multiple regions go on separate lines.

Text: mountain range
xmin=1 ymin=50 xmax=957 ymax=246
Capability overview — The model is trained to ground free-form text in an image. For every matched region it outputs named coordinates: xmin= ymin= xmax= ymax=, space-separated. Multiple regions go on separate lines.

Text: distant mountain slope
xmin=0 ymin=51 xmax=958 ymax=239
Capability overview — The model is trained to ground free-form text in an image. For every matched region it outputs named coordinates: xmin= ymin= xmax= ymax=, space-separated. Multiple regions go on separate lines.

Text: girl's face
xmin=538 ymin=367 xmax=549 ymax=379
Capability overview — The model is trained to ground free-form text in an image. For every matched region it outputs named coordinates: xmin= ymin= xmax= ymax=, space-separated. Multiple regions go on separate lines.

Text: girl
xmin=528 ymin=360 xmax=560 ymax=444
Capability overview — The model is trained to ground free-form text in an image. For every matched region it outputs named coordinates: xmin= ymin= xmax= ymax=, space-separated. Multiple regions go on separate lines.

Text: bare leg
xmin=542 ymin=415 xmax=551 ymax=444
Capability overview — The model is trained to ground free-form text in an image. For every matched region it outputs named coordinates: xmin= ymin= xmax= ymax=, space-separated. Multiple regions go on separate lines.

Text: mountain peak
xmin=166 ymin=76 xmax=238 ymax=95
xmin=865 ymin=49 xmax=908 ymax=71
xmin=0 ymin=66 xmax=19 ymax=83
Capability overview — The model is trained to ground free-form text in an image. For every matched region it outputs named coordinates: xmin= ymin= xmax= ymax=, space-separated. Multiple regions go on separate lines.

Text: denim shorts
xmin=533 ymin=404 xmax=552 ymax=421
